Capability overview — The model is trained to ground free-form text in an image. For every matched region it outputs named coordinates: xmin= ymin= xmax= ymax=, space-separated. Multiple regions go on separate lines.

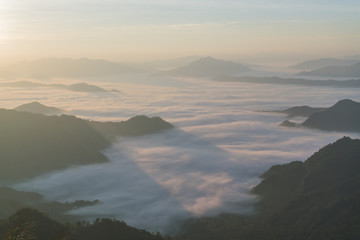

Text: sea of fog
xmin=2 ymin=74 xmax=360 ymax=233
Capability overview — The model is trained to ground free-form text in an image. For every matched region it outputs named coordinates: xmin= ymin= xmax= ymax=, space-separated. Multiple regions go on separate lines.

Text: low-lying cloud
xmin=7 ymin=76 xmax=360 ymax=233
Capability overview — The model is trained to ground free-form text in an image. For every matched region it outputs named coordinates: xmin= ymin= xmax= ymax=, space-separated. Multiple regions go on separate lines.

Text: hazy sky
xmin=0 ymin=0 xmax=359 ymax=64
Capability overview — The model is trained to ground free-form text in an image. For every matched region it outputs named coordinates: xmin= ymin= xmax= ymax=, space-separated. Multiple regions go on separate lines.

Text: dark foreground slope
xmin=0 ymin=109 xmax=173 ymax=181
xmin=302 ymin=99 xmax=360 ymax=132
xmin=0 ymin=208 xmax=168 ymax=240
xmin=0 ymin=187 xmax=98 ymax=222
xmin=178 ymin=137 xmax=360 ymax=240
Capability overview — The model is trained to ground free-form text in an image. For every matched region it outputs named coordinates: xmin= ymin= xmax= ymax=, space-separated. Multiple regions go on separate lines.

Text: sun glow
xmin=0 ymin=1 xmax=11 ymax=42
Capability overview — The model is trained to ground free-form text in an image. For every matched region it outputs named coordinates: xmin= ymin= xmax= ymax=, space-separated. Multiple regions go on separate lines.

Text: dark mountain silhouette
xmin=0 ymin=80 xmax=111 ymax=93
xmin=15 ymin=102 xmax=63 ymax=115
xmin=0 ymin=109 xmax=173 ymax=181
xmin=0 ymin=187 xmax=98 ymax=222
xmin=90 ymin=115 xmax=174 ymax=140
xmin=166 ymin=56 xmax=252 ymax=77
xmin=277 ymin=105 xmax=326 ymax=117
xmin=298 ymin=62 xmax=360 ymax=78
xmin=0 ymin=58 xmax=143 ymax=79
xmin=178 ymin=137 xmax=360 ymax=240
xmin=279 ymin=120 xmax=297 ymax=127
xmin=213 ymin=75 xmax=360 ymax=87
xmin=290 ymin=58 xmax=359 ymax=70
xmin=302 ymin=99 xmax=360 ymax=132
xmin=0 ymin=208 xmax=168 ymax=240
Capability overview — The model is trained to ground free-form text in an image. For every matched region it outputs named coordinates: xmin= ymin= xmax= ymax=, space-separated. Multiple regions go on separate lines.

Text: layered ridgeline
xmin=165 ymin=57 xmax=252 ymax=77
xmin=0 ymin=58 xmax=142 ymax=79
xmin=298 ymin=62 xmax=360 ymax=78
xmin=0 ymin=108 xmax=173 ymax=182
xmin=0 ymin=208 xmax=168 ymax=240
xmin=0 ymin=81 xmax=110 ymax=93
xmin=213 ymin=75 xmax=360 ymax=88
xmin=289 ymin=57 xmax=360 ymax=71
xmin=178 ymin=137 xmax=360 ymax=240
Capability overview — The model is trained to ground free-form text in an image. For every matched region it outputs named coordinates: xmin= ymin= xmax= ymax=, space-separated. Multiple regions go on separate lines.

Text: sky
xmin=0 ymin=0 xmax=359 ymax=65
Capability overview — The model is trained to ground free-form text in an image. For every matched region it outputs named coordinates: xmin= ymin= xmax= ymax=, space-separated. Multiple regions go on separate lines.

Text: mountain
xmin=290 ymin=58 xmax=359 ymax=70
xmin=213 ymin=75 xmax=360 ymax=88
xmin=0 ymin=58 xmax=143 ymax=79
xmin=178 ymin=137 xmax=360 ymax=240
xmin=298 ymin=62 xmax=360 ymax=78
xmin=302 ymin=99 xmax=360 ymax=132
xmin=166 ymin=56 xmax=252 ymax=77
xmin=66 ymin=82 xmax=108 ymax=92
xmin=0 ymin=109 xmax=173 ymax=181
xmin=277 ymin=105 xmax=326 ymax=117
xmin=15 ymin=102 xmax=63 ymax=115
xmin=90 ymin=115 xmax=174 ymax=140
xmin=134 ymin=55 xmax=202 ymax=71
xmin=0 ymin=208 xmax=167 ymax=240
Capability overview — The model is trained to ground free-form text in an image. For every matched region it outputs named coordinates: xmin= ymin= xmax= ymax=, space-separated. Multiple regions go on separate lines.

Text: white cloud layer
xmin=6 ymin=75 xmax=360 ymax=233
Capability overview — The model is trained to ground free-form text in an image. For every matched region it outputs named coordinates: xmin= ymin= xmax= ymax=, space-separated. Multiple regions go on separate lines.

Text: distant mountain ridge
xmin=0 ymin=81 xmax=110 ymax=93
xmin=298 ymin=62 xmax=360 ymax=78
xmin=290 ymin=58 xmax=359 ymax=70
xmin=166 ymin=56 xmax=252 ymax=77
xmin=213 ymin=75 xmax=360 ymax=88
xmin=0 ymin=58 xmax=143 ymax=79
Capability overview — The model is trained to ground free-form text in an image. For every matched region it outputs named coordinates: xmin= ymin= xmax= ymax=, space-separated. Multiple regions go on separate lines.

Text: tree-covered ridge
xmin=0 ymin=187 xmax=99 ymax=223
xmin=0 ymin=109 xmax=173 ymax=182
xmin=302 ymin=99 xmax=360 ymax=132
xmin=0 ymin=208 xmax=169 ymax=240
xmin=178 ymin=137 xmax=360 ymax=240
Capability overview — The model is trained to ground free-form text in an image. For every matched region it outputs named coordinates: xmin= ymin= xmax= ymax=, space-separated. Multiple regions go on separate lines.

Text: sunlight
xmin=0 ymin=1 xmax=11 ymax=42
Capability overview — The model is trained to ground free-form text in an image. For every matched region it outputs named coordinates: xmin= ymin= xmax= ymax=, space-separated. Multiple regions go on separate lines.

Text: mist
xmin=5 ymin=74 xmax=359 ymax=233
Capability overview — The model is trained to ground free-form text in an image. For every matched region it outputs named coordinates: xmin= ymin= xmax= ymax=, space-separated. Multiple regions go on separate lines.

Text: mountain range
xmin=290 ymin=58 xmax=359 ymax=70
xmin=165 ymin=56 xmax=252 ymax=77
xmin=0 ymin=58 xmax=143 ymax=79
xmin=298 ymin=62 xmax=360 ymax=78
xmin=213 ymin=75 xmax=360 ymax=88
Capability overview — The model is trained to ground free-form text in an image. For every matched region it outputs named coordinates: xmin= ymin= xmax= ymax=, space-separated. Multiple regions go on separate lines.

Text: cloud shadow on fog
xmin=13 ymin=128 xmax=258 ymax=234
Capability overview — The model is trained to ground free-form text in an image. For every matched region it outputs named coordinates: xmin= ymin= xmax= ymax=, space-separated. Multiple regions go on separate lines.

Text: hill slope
xmin=0 ymin=109 xmax=173 ymax=181
xmin=179 ymin=137 xmax=360 ymax=240
xmin=0 ymin=208 xmax=167 ymax=240
xmin=302 ymin=99 xmax=360 ymax=132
